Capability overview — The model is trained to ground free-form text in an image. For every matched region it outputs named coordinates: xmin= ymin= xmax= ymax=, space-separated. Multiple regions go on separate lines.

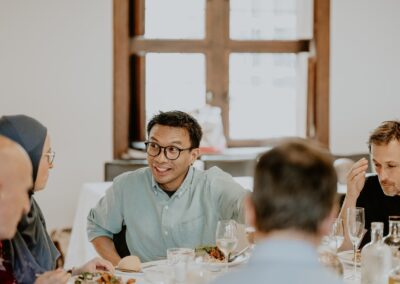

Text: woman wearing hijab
xmin=0 ymin=115 xmax=114 ymax=283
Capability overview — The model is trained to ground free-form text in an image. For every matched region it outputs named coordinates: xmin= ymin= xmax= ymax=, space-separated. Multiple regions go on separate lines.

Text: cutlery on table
xmin=228 ymin=246 xmax=250 ymax=263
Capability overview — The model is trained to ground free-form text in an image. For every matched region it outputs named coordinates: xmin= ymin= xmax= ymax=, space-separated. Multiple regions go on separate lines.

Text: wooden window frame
xmin=113 ymin=0 xmax=330 ymax=158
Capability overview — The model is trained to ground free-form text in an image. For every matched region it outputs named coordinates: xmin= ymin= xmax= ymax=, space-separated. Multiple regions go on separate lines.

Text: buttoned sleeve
xmin=87 ymin=176 xmax=125 ymax=241
xmin=207 ymin=167 xmax=248 ymax=223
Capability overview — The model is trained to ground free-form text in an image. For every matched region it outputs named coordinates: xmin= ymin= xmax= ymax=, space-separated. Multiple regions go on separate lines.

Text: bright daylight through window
xmin=142 ymin=0 xmax=311 ymax=142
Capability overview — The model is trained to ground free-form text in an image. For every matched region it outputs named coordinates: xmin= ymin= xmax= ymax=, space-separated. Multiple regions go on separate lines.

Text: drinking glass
xmin=346 ymin=207 xmax=365 ymax=280
xmin=166 ymin=248 xmax=195 ymax=283
xmin=216 ymin=220 xmax=238 ymax=272
xmin=329 ymin=218 xmax=345 ymax=253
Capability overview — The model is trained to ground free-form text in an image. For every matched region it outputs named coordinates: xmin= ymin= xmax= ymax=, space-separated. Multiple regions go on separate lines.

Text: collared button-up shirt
xmin=212 ymin=238 xmax=344 ymax=284
xmin=87 ymin=166 xmax=247 ymax=262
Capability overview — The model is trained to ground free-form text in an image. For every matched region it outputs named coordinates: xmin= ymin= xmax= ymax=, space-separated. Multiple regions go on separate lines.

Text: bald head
xmin=0 ymin=136 xmax=33 ymax=239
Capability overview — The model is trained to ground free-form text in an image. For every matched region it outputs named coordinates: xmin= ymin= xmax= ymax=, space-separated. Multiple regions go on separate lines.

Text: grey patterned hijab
xmin=0 ymin=115 xmax=59 ymax=284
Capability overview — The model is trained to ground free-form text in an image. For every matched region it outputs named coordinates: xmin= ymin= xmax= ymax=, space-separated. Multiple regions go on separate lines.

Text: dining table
xmin=64 ymin=178 xmax=349 ymax=283
xmin=67 ymin=255 xmax=250 ymax=284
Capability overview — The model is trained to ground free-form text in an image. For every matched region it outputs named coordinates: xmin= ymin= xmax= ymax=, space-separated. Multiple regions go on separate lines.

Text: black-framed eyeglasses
xmin=44 ymin=149 xmax=56 ymax=165
xmin=144 ymin=141 xmax=193 ymax=160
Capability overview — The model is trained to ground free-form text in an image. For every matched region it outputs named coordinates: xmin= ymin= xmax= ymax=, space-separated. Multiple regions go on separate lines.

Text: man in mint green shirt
xmin=87 ymin=111 xmax=247 ymax=264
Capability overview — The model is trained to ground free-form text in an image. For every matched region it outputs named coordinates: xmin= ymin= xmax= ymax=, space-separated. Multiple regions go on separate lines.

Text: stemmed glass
xmin=216 ymin=220 xmax=238 ymax=272
xmin=346 ymin=207 xmax=365 ymax=280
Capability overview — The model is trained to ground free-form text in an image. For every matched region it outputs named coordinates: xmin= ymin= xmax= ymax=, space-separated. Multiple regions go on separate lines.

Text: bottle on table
xmin=384 ymin=216 xmax=400 ymax=267
xmin=361 ymin=222 xmax=392 ymax=284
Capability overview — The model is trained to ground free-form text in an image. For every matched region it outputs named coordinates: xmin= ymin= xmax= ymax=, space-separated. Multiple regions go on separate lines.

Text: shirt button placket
xmin=162 ymin=204 xmax=170 ymax=241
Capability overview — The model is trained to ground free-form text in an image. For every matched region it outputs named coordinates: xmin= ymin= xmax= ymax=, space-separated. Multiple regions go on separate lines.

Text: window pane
xmin=229 ymin=53 xmax=307 ymax=140
xmin=145 ymin=0 xmax=205 ymax=39
xmin=230 ymin=0 xmax=313 ymax=40
xmin=146 ymin=53 xmax=206 ymax=123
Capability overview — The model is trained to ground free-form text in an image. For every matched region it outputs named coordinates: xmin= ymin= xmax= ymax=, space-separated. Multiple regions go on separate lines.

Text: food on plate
xmin=195 ymin=246 xmax=225 ymax=262
xmin=97 ymin=272 xmax=122 ymax=284
xmin=117 ymin=255 xmax=141 ymax=272
xmin=73 ymin=272 xmax=136 ymax=284
xmin=74 ymin=272 xmax=97 ymax=283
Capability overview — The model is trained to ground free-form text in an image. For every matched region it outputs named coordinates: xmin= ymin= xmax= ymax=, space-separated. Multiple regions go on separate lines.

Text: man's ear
xmin=245 ymin=194 xmax=256 ymax=228
xmin=190 ymin=148 xmax=200 ymax=165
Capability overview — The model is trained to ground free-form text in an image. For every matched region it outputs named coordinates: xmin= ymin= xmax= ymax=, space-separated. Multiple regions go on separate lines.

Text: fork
xmin=228 ymin=246 xmax=250 ymax=263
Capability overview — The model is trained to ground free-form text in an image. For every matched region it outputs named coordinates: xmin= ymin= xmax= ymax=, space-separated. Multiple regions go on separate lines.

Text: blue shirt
xmin=87 ymin=166 xmax=247 ymax=262
xmin=213 ymin=238 xmax=344 ymax=284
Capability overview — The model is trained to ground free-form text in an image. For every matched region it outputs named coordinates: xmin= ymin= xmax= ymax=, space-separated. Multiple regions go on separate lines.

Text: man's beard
xmin=381 ymin=182 xmax=400 ymax=196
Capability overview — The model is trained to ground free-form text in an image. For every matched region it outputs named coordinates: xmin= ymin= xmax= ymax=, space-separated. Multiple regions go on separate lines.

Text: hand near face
xmin=72 ymin=257 xmax=115 ymax=276
xmin=34 ymin=269 xmax=70 ymax=284
xmin=346 ymin=158 xmax=369 ymax=201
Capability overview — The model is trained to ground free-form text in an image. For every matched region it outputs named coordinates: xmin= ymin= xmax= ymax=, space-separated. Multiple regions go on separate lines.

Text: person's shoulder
xmin=359 ymin=174 xmax=381 ymax=200
xmin=209 ymin=268 xmax=252 ymax=284
xmin=364 ymin=173 xmax=380 ymax=188
xmin=318 ymin=269 xmax=344 ymax=284
xmin=112 ymin=167 xmax=151 ymax=186
xmin=202 ymin=166 xmax=233 ymax=180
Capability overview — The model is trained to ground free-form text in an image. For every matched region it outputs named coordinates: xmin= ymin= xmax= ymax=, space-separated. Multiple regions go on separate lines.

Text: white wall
xmin=0 ymin=0 xmax=113 ymax=230
xmin=1 ymin=0 xmax=400 ymax=229
xmin=330 ymin=0 xmax=400 ymax=154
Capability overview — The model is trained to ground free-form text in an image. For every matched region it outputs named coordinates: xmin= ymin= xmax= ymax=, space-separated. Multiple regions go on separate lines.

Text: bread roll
xmin=117 ymin=255 xmax=141 ymax=272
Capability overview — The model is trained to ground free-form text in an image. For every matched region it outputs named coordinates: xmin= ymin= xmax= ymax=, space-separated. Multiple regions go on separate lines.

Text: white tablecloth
xmin=64 ymin=182 xmax=112 ymax=269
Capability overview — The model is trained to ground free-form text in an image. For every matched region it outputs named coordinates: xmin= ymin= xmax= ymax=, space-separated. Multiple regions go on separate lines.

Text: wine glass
xmin=346 ymin=207 xmax=365 ymax=280
xmin=329 ymin=218 xmax=344 ymax=253
xmin=216 ymin=220 xmax=238 ymax=272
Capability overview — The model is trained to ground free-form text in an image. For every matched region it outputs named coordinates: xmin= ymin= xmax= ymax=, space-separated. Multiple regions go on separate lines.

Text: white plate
xmin=198 ymin=252 xmax=250 ymax=269
xmin=141 ymin=253 xmax=250 ymax=270
xmin=338 ymin=250 xmax=361 ymax=267
xmin=68 ymin=274 xmax=144 ymax=284
xmin=115 ymin=269 xmax=144 ymax=277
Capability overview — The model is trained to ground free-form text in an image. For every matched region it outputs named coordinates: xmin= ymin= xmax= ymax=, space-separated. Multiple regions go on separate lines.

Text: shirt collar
xmin=151 ymin=166 xmax=195 ymax=198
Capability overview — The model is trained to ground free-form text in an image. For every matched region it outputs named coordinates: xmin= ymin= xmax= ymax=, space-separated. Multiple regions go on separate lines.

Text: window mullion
xmin=229 ymin=40 xmax=310 ymax=53
xmin=114 ymin=0 xmax=131 ymax=158
xmin=313 ymin=0 xmax=330 ymax=148
xmin=205 ymin=0 xmax=230 ymax=140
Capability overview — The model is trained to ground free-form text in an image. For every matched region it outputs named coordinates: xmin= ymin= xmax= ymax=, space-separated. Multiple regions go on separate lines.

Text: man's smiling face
xmin=147 ymin=124 xmax=199 ymax=192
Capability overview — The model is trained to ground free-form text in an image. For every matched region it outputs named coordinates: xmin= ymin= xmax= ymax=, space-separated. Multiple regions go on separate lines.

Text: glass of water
xmin=167 ymin=248 xmax=195 ymax=283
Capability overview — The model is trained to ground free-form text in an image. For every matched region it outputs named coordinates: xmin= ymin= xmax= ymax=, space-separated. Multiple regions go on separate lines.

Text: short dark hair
xmin=147 ymin=111 xmax=203 ymax=148
xmin=368 ymin=120 xmax=400 ymax=152
xmin=252 ymin=139 xmax=337 ymax=234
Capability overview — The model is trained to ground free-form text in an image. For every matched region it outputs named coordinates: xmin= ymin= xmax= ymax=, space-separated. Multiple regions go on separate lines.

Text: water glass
xmin=167 ymin=248 xmax=195 ymax=283
xmin=186 ymin=266 xmax=212 ymax=284
xmin=144 ymin=265 xmax=172 ymax=284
